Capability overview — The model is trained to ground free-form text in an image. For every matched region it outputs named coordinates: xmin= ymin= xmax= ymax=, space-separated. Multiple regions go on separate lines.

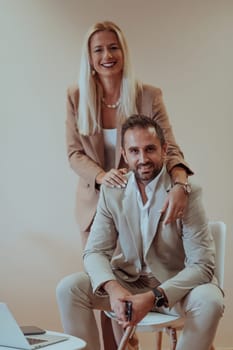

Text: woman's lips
xmin=101 ymin=61 xmax=116 ymax=68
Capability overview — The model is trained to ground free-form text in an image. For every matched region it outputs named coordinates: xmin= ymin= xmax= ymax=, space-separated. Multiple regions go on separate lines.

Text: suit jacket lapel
xmin=90 ymin=131 xmax=105 ymax=167
xmin=122 ymin=174 xmax=142 ymax=262
xmin=91 ymin=123 xmax=122 ymax=169
xmin=145 ymin=172 xmax=171 ymax=255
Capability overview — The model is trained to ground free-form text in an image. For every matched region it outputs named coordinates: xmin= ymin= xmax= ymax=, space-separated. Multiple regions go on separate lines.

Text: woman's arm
xmin=150 ymin=87 xmax=193 ymax=223
xmin=151 ymin=87 xmax=193 ymax=175
xmin=66 ymin=86 xmax=127 ymax=189
xmin=66 ymin=86 xmax=104 ymax=188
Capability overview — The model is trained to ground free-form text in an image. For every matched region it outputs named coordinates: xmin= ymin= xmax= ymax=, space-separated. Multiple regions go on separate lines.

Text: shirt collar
xmin=131 ymin=165 xmax=166 ymax=201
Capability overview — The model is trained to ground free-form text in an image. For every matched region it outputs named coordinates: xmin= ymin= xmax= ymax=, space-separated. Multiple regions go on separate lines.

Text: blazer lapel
xmin=122 ymin=175 xmax=143 ymax=263
xmin=145 ymin=173 xmax=171 ymax=255
xmin=90 ymin=131 xmax=105 ymax=167
xmin=91 ymin=123 xmax=122 ymax=169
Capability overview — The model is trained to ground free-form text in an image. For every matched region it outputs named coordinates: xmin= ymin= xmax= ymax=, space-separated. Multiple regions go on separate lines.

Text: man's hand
xmin=118 ymin=291 xmax=155 ymax=328
xmin=103 ymin=280 xmax=132 ymax=324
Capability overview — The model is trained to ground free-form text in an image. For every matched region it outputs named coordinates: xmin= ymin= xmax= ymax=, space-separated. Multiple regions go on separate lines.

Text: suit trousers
xmin=80 ymin=229 xmax=138 ymax=350
xmin=56 ymin=272 xmax=224 ymax=350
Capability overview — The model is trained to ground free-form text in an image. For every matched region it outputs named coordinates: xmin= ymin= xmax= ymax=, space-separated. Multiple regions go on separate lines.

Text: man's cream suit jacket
xmin=84 ymin=170 xmax=217 ymax=308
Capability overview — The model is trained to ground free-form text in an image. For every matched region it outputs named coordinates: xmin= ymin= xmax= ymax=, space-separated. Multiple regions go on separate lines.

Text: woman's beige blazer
xmin=66 ymin=84 xmax=192 ymax=232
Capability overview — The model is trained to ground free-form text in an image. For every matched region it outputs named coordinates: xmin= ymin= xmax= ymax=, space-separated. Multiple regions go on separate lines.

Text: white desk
xmin=0 ymin=330 xmax=86 ymax=350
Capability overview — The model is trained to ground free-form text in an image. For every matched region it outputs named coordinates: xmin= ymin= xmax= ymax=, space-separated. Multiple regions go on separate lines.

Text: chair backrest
xmin=208 ymin=221 xmax=226 ymax=289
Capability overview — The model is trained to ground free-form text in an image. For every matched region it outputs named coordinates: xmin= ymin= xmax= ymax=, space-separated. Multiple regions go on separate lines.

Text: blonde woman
xmin=60 ymin=21 xmax=193 ymax=350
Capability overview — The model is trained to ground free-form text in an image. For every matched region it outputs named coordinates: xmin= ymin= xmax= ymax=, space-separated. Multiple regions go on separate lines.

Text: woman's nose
xmin=104 ymin=49 xmax=113 ymax=58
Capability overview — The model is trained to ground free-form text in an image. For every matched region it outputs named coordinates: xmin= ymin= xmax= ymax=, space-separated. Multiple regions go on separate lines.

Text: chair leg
xmin=127 ymin=332 xmax=140 ymax=350
xmin=100 ymin=311 xmax=118 ymax=350
xmin=118 ymin=326 xmax=135 ymax=350
xmin=166 ymin=327 xmax=177 ymax=350
xmin=154 ymin=331 xmax=163 ymax=350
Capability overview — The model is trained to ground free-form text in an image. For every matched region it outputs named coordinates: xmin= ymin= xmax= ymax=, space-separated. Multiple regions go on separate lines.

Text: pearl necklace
xmin=101 ymin=97 xmax=120 ymax=109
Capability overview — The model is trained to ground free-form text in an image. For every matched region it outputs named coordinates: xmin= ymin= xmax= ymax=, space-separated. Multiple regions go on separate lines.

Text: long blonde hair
xmin=77 ymin=21 xmax=140 ymax=135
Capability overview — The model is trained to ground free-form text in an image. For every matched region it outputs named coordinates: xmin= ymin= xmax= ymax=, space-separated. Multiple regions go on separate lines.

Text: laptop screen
xmin=0 ymin=303 xmax=68 ymax=350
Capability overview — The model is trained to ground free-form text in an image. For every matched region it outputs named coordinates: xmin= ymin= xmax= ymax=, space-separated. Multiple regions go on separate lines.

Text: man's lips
xmin=137 ymin=164 xmax=153 ymax=172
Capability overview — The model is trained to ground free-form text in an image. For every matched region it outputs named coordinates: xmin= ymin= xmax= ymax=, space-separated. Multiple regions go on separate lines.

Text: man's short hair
xmin=121 ymin=114 xmax=166 ymax=147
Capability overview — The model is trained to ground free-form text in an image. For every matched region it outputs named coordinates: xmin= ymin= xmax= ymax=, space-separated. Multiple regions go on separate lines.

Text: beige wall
xmin=1 ymin=0 xmax=232 ymax=348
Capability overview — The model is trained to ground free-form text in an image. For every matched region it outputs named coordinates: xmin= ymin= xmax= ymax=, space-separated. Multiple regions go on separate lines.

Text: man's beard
xmin=134 ymin=161 xmax=163 ymax=183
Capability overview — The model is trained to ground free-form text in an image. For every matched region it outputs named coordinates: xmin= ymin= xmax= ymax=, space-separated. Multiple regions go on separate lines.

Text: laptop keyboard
xmin=26 ymin=333 xmax=69 ymax=348
xmin=27 ymin=338 xmax=47 ymax=345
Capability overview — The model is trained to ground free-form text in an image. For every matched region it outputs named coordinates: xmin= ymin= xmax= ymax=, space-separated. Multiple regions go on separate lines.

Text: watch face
xmin=156 ymin=296 xmax=165 ymax=307
xmin=153 ymin=288 xmax=165 ymax=307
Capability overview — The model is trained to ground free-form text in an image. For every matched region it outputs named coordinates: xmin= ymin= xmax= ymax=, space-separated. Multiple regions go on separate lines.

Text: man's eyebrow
xmin=128 ymin=146 xmax=138 ymax=150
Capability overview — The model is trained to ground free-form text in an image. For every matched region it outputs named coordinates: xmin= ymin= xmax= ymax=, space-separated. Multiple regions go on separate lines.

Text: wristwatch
xmin=173 ymin=181 xmax=192 ymax=195
xmin=152 ymin=288 xmax=165 ymax=307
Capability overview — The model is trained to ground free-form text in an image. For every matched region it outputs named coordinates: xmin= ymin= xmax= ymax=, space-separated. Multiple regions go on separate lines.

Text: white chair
xmin=106 ymin=221 xmax=226 ymax=350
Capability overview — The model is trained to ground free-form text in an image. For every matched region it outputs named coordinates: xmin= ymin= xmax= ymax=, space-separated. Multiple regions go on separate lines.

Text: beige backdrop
xmin=0 ymin=0 xmax=233 ymax=348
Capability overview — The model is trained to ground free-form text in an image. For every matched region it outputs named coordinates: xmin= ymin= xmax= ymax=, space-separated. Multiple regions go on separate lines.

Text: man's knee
xmin=56 ymin=272 xmax=90 ymax=303
xmin=186 ymin=283 xmax=224 ymax=318
xmin=202 ymin=286 xmax=224 ymax=318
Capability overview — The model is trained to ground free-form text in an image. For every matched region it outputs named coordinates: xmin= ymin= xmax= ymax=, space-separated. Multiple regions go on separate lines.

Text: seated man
xmin=56 ymin=114 xmax=224 ymax=350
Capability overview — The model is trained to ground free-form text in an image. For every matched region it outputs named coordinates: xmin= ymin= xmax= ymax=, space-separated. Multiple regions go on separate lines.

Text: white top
xmin=103 ymin=128 xmax=117 ymax=171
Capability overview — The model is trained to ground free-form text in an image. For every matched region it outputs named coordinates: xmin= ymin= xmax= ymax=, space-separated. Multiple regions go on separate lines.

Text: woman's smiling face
xmin=89 ymin=30 xmax=124 ymax=80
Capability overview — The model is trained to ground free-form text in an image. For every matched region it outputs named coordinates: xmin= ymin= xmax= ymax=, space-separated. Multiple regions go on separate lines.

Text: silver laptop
xmin=0 ymin=303 xmax=68 ymax=349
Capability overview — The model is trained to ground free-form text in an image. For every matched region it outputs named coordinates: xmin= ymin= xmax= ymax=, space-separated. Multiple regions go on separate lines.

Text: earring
xmin=92 ymin=69 xmax=96 ymax=76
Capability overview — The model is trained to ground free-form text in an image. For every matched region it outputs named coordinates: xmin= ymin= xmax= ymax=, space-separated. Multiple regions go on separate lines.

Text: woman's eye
xmin=93 ymin=48 xmax=102 ymax=53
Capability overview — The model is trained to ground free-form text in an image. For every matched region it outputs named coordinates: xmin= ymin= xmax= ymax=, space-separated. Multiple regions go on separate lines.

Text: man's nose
xmin=138 ymin=151 xmax=148 ymax=163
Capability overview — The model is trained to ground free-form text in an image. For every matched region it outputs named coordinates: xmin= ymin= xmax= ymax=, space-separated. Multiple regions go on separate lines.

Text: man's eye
xmin=130 ymin=149 xmax=138 ymax=154
xmin=147 ymin=147 xmax=156 ymax=152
